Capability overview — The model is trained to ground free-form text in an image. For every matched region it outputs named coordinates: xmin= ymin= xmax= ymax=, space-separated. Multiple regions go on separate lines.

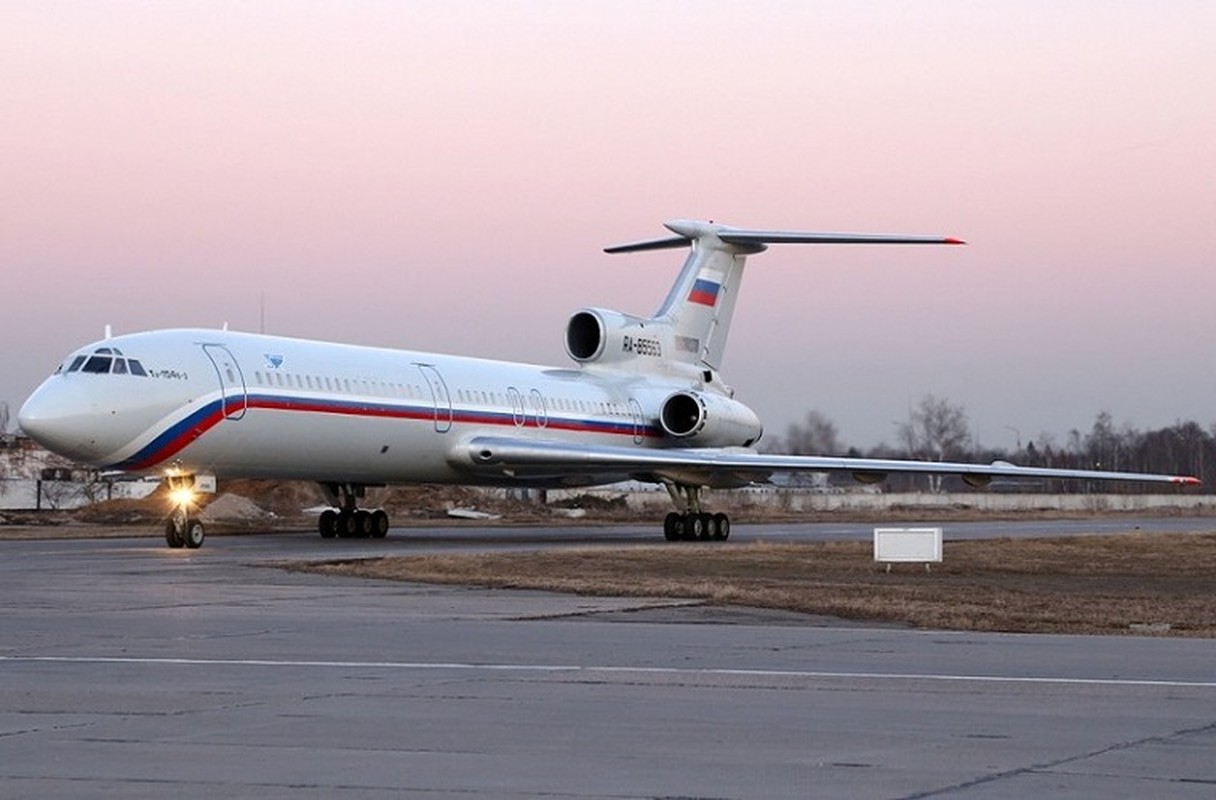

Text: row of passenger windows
xmin=253 ymin=371 xmax=429 ymax=399
xmin=249 ymin=371 xmax=633 ymax=418
xmin=450 ymin=390 xmax=633 ymax=419
xmin=59 ymin=348 xmax=148 ymax=377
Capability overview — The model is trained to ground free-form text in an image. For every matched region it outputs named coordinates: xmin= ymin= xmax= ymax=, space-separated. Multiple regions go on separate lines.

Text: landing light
xmin=169 ymin=487 xmax=196 ymax=507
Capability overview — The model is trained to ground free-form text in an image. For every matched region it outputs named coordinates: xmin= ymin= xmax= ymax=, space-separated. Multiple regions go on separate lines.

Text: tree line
xmin=768 ymin=395 xmax=1211 ymax=493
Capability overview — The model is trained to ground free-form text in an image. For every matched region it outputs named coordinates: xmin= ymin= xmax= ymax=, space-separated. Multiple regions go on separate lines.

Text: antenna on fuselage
xmin=104 ymin=324 xmax=112 ymax=340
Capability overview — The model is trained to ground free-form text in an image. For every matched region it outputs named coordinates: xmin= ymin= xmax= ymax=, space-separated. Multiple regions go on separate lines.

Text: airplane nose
xmin=18 ymin=379 xmax=114 ymax=464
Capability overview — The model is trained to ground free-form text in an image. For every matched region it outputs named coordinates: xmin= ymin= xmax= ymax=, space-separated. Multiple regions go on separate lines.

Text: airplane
xmin=17 ymin=219 xmax=1199 ymax=548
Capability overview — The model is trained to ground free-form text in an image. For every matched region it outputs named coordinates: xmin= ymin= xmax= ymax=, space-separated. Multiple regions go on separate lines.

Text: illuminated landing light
xmin=169 ymin=487 xmax=196 ymax=507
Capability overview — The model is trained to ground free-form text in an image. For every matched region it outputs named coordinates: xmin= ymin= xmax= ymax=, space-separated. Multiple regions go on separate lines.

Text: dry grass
xmin=293 ymin=532 xmax=1216 ymax=637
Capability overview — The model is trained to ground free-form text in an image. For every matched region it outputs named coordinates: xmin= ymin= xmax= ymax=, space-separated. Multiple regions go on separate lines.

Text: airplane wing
xmin=458 ymin=436 xmax=1200 ymax=489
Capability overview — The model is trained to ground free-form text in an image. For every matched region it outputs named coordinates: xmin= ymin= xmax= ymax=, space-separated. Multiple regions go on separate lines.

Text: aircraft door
xmin=416 ymin=364 xmax=452 ymax=433
xmin=507 ymin=387 xmax=525 ymax=427
xmin=628 ymin=398 xmax=645 ymax=444
xmin=202 ymin=344 xmax=247 ymax=420
xmin=529 ymin=389 xmax=548 ymax=429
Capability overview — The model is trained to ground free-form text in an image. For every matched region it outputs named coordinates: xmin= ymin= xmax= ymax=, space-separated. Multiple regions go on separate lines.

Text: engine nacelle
xmin=659 ymin=390 xmax=763 ymax=448
xmin=565 ymin=308 xmax=669 ymax=367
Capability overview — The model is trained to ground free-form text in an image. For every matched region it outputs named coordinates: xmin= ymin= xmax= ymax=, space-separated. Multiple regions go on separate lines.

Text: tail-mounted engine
xmin=659 ymin=390 xmax=763 ymax=448
xmin=566 ymin=308 xmax=692 ymax=368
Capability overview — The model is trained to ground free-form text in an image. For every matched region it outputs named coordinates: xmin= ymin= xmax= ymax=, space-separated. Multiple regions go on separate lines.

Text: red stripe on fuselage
xmin=117 ymin=394 xmax=661 ymax=470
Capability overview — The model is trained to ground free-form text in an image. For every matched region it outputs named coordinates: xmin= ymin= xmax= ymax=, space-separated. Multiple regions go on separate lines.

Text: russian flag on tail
xmin=688 ymin=278 xmax=721 ymax=306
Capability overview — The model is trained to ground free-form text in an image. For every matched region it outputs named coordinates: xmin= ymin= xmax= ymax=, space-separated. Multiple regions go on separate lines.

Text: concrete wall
xmin=0 ymin=479 xmax=158 ymax=511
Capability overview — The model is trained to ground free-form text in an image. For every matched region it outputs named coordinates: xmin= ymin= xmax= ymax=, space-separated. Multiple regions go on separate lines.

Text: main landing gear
xmin=164 ymin=475 xmax=205 ymax=549
xmin=317 ymin=482 xmax=390 ymax=539
xmin=661 ymin=481 xmax=731 ymax=542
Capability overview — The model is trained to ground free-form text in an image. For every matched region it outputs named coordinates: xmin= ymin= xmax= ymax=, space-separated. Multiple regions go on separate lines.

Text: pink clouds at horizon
xmin=2 ymin=1 xmax=1214 ymax=449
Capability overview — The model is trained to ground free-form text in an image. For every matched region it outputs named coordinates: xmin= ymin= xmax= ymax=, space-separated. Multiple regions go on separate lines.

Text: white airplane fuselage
xmin=20 ymin=327 xmax=758 ymax=489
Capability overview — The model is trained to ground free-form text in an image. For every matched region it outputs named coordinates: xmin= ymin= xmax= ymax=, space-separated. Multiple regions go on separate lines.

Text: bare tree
xmin=783 ymin=410 xmax=842 ymax=455
xmin=759 ymin=410 xmax=843 ymax=486
xmin=896 ymin=394 xmax=971 ymax=493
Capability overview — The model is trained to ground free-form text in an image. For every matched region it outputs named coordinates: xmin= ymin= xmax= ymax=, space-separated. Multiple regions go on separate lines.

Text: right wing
xmin=456 ymin=436 xmax=1201 ymax=489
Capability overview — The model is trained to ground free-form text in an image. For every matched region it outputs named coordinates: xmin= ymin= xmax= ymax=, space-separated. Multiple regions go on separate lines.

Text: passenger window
xmin=128 ymin=360 xmax=147 ymax=377
xmin=82 ymin=355 xmax=112 ymax=373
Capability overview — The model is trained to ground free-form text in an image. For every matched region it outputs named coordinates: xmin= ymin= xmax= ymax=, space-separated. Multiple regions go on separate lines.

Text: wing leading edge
xmin=458 ymin=436 xmax=1201 ymax=489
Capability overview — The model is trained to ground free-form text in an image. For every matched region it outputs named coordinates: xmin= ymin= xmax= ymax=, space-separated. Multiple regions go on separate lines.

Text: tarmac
xmin=2 ymin=521 xmax=1216 ymax=798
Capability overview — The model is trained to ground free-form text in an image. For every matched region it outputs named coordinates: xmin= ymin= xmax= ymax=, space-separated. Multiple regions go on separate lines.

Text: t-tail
xmin=564 ymin=219 xmax=963 ymax=377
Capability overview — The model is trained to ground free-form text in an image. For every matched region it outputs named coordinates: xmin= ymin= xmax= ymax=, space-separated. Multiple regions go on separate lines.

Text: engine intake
xmin=564 ymin=307 xmax=673 ymax=367
xmin=659 ymin=390 xmax=763 ymax=448
xmin=565 ymin=310 xmax=607 ymax=362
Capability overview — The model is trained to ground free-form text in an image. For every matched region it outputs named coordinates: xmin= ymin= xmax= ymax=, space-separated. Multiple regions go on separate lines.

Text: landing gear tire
xmin=664 ymin=512 xmax=683 ymax=541
xmin=712 ymin=513 xmax=730 ymax=541
xmin=184 ymin=519 xmax=205 ymax=549
xmin=370 ymin=509 xmax=389 ymax=538
xmin=335 ymin=511 xmax=357 ymax=538
xmin=683 ymin=512 xmax=705 ymax=541
xmin=165 ymin=517 xmax=186 ymax=548
xmin=319 ymin=509 xmax=337 ymax=538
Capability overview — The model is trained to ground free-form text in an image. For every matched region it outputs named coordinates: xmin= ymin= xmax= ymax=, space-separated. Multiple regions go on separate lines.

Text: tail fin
xmin=605 ymin=219 xmax=963 ymax=371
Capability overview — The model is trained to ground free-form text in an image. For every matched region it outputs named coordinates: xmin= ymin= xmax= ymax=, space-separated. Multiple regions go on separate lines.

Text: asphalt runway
xmin=3 ymin=520 xmax=1216 ymax=798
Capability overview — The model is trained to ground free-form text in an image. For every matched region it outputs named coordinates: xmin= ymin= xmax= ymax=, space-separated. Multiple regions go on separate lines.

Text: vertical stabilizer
xmin=649 ymin=221 xmax=760 ymax=371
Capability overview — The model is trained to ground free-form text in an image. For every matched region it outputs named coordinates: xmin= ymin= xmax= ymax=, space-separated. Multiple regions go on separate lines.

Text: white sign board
xmin=873 ymin=527 xmax=943 ymax=563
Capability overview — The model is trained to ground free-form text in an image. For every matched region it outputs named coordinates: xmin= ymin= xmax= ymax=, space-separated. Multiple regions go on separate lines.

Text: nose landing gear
xmin=164 ymin=474 xmax=205 ymax=549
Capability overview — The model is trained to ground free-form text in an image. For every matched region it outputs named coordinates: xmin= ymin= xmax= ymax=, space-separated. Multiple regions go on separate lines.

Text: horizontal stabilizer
xmin=603 ymin=236 xmax=691 ymax=254
xmin=605 ymin=220 xmax=964 ymax=254
xmin=718 ymin=229 xmax=965 ymax=246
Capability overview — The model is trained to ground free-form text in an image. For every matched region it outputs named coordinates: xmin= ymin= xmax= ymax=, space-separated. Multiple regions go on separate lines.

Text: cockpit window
xmin=65 ymin=347 xmax=148 ymax=376
xmin=81 ymin=355 xmax=113 ymax=374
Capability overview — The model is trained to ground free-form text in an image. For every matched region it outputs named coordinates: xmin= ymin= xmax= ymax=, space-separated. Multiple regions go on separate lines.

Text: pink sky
xmin=3 ymin=1 xmax=1215 ymax=449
